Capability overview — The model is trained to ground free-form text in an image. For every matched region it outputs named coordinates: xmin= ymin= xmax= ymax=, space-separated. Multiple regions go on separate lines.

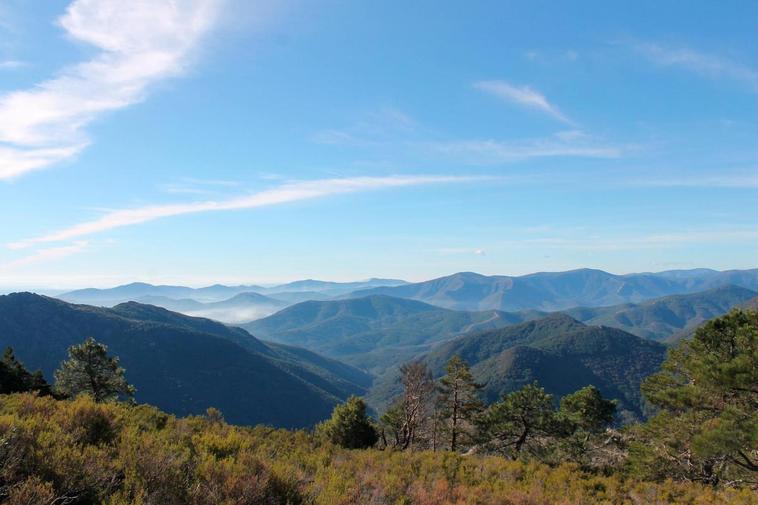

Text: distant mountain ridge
xmin=0 ymin=293 xmax=370 ymax=428
xmin=349 ymin=268 xmax=758 ymax=311
xmin=57 ymin=278 xmax=409 ymax=324
xmin=263 ymin=278 xmax=408 ymax=295
xmin=60 ymin=282 xmax=265 ymax=305
xmin=60 ymin=278 xmax=408 ymax=306
xmin=565 ymin=285 xmax=757 ymax=341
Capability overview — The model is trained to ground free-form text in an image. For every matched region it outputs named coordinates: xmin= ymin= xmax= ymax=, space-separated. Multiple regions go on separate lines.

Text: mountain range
xmin=53 ymin=269 xmax=758 ymax=327
xmin=348 ymin=268 xmax=758 ymax=311
xmin=242 ymin=284 xmax=753 ymax=372
xmin=6 ymin=267 xmax=757 ymax=429
xmin=57 ymin=278 xmax=408 ymax=324
xmin=564 ymin=285 xmax=757 ymax=341
xmin=0 ymin=293 xmax=371 ymax=428
xmin=59 ymin=278 xmax=408 ymax=306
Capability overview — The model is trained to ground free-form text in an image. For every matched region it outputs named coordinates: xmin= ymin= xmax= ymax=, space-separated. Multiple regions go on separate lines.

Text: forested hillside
xmin=244 ymin=295 xmax=542 ymax=373
xmin=369 ymin=314 xmax=666 ymax=421
xmin=0 ymin=293 xmax=369 ymax=427
xmin=565 ymin=285 xmax=757 ymax=340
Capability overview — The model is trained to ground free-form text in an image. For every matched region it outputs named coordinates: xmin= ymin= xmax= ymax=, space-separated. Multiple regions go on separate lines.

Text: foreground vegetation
xmin=0 ymin=308 xmax=755 ymax=503
xmin=1 ymin=393 xmax=756 ymax=505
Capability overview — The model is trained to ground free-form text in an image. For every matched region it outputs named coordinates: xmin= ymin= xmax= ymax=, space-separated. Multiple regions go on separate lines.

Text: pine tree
xmin=559 ymin=385 xmax=616 ymax=433
xmin=54 ymin=337 xmax=135 ymax=402
xmin=632 ymin=309 xmax=758 ymax=485
xmin=477 ymin=382 xmax=559 ymax=459
xmin=437 ymin=355 xmax=483 ymax=452
xmin=317 ymin=396 xmax=378 ymax=449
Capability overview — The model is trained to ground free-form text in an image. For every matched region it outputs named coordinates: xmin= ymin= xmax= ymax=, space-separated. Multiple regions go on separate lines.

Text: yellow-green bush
xmin=0 ymin=393 xmax=755 ymax=505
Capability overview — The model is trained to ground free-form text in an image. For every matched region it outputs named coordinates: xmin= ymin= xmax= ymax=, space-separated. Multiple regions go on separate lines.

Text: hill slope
xmin=349 ymin=268 xmax=758 ymax=311
xmin=564 ymin=285 xmax=757 ymax=341
xmin=243 ymin=295 xmax=542 ymax=374
xmin=368 ymin=314 xmax=666 ymax=421
xmin=0 ymin=293 xmax=368 ymax=427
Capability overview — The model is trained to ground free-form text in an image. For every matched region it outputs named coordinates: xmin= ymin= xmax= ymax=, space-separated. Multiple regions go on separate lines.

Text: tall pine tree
xmin=437 ymin=355 xmax=483 ymax=452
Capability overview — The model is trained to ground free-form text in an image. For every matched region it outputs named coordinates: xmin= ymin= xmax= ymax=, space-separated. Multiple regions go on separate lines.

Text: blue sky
xmin=1 ymin=0 xmax=757 ymax=289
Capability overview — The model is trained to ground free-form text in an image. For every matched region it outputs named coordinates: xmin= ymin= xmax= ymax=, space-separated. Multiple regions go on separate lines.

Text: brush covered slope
xmin=369 ymin=314 xmax=666 ymax=421
xmin=0 ymin=393 xmax=754 ymax=505
xmin=0 ymin=293 xmax=370 ymax=427
xmin=565 ymin=285 xmax=757 ymax=341
xmin=243 ymin=294 xmax=543 ymax=374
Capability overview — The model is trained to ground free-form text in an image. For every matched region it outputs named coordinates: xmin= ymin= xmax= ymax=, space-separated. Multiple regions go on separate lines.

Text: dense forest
xmin=0 ymin=309 xmax=756 ymax=503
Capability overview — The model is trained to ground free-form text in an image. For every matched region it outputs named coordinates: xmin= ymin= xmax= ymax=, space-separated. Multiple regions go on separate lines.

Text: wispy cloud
xmin=634 ymin=42 xmax=758 ymax=91
xmin=474 ymin=80 xmax=573 ymax=124
xmin=0 ymin=0 xmax=221 ymax=180
xmin=0 ymin=60 xmax=27 ymax=70
xmin=0 ymin=144 xmax=88 ymax=179
xmin=630 ymin=172 xmax=758 ymax=189
xmin=9 ymin=175 xmax=486 ymax=249
xmin=1 ymin=241 xmax=89 ymax=270
xmin=429 ymin=131 xmax=622 ymax=164
xmin=311 ymin=107 xmax=418 ymax=146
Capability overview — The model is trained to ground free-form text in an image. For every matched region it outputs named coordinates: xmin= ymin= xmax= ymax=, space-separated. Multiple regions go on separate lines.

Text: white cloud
xmin=474 ymin=80 xmax=573 ymax=124
xmin=0 ymin=0 xmax=221 ymax=180
xmin=430 ymin=132 xmax=621 ymax=164
xmin=8 ymin=175 xmax=485 ymax=249
xmin=635 ymin=42 xmax=758 ymax=91
xmin=0 ymin=60 xmax=27 ymax=70
xmin=0 ymin=144 xmax=88 ymax=179
xmin=0 ymin=241 xmax=88 ymax=270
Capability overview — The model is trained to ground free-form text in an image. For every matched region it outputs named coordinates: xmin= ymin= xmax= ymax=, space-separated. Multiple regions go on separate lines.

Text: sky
xmin=0 ymin=0 xmax=757 ymax=289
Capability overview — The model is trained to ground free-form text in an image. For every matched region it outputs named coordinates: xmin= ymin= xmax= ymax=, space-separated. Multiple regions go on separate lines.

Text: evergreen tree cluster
xmin=375 ymin=355 xmax=618 ymax=466
xmin=318 ymin=308 xmax=756 ymax=489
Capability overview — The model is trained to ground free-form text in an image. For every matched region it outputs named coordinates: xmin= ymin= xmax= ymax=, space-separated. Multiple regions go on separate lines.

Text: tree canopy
xmin=437 ymin=355 xmax=484 ymax=452
xmin=317 ymin=396 xmax=378 ymax=449
xmin=54 ymin=337 xmax=135 ymax=403
xmin=560 ymin=385 xmax=617 ymax=433
xmin=632 ymin=309 xmax=758 ymax=486
xmin=477 ymin=382 xmax=559 ymax=459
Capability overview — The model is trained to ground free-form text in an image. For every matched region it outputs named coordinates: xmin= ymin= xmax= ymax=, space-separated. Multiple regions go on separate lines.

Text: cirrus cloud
xmin=474 ymin=80 xmax=574 ymax=124
xmin=0 ymin=0 xmax=221 ymax=180
xmin=8 ymin=175 xmax=489 ymax=250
